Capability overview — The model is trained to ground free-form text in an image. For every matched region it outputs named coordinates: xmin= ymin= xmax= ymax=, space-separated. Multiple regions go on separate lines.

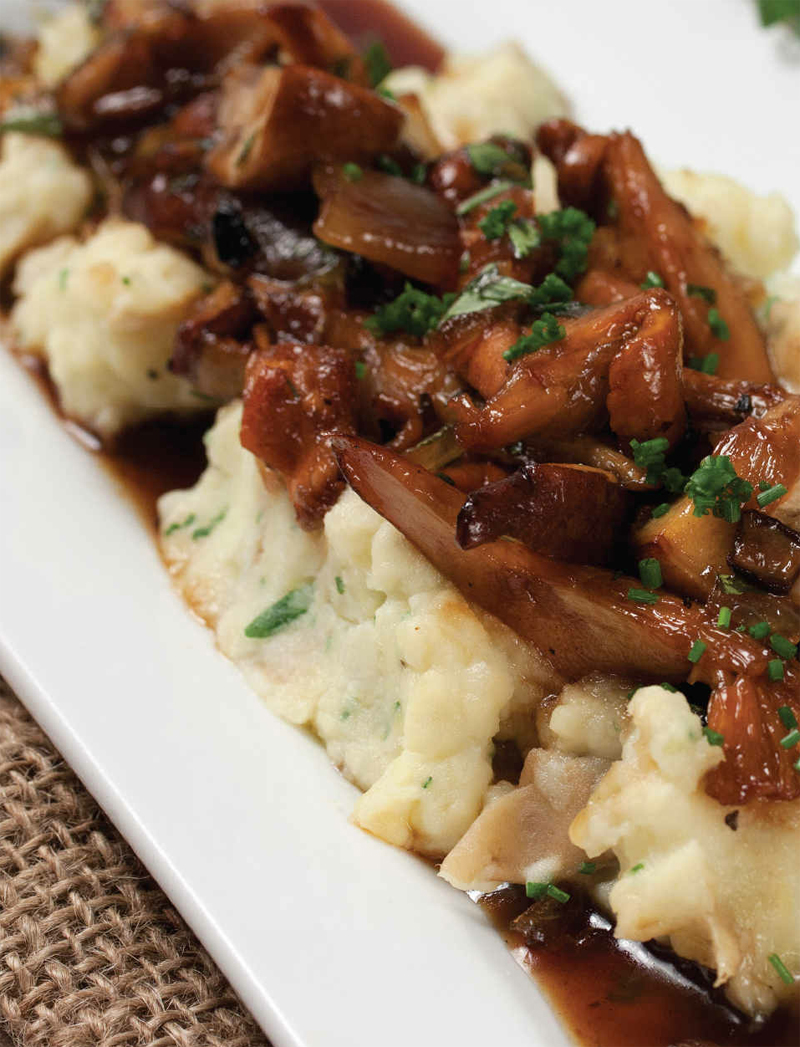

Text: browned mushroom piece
xmin=427 ymin=137 xmax=533 ymax=208
xmin=728 ymin=511 xmax=800 ymax=595
xmin=633 ymin=396 xmax=800 ymax=600
xmin=313 ymin=166 xmax=460 ymax=286
xmin=240 ymin=341 xmax=358 ymax=528
xmin=523 ymin=435 xmax=652 ymax=490
xmin=207 ymin=65 xmax=403 ymax=193
xmin=456 ymin=461 xmax=631 ymax=566
xmin=682 ymin=368 xmax=786 ymax=432
xmin=333 ymin=434 xmax=703 ymax=681
xmin=431 ymin=309 xmax=524 ymax=399
xmin=247 ymin=274 xmax=333 ymax=345
xmin=171 ymin=281 xmax=257 ymax=400
xmin=606 ymin=289 xmax=686 ymax=448
xmin=266 ymin=3 xmax=369 ymax=84
xmin=602 ymin=132 xmax=774 ymax=383
xmin=704 ymin=673 xmax=800 ymax=804
xmin=536 ymin=120 xmax=608 ymax=212
xmin=574 ymin=268 xmax=639 ymax=307
xmin=451 ymin=289 xmax=685 ymax=452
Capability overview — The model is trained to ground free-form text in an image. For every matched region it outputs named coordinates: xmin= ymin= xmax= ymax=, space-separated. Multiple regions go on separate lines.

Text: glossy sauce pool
xmin=9 ymin=1 xmax=800 ymax=1043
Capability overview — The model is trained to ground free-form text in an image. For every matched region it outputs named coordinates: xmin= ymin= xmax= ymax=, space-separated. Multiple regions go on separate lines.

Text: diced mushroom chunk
xmin=207 ymin=65 xmax=403 ymax=192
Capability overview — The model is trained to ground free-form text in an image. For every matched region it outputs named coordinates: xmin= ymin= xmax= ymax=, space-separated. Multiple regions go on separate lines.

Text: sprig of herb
xmin=478 ymin=199 xmax=518 ymax=240
xmin=363 ymin=39 xmax=392 ymax=87
xmin=537 ymin=207 xmax=596 ymax=282
xmin=0 ymin=108 xmax=62 ymax=138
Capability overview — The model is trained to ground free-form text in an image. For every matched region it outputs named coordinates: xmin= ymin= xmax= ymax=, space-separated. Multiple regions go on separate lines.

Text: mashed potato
xmin=385 ymin=43 xmax=569 ymax=153
xmin=33 ymin=4 xmax=102 ymax=87
xmin=661 ymin=168 xmax=798 ymax=282
xmin=159 ymin=401 xmax=559 ymax=856
xmin=11 ymin=219 xmax=212 ymax=439
xmin=571 ymin=686 xmax=800 ymax=1016
xmin=0 ymin=133 xmax=92 ymax=277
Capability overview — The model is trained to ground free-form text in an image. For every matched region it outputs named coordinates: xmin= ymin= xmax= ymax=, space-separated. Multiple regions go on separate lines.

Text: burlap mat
xmin=0 ymin=677 xmax=270 ymax=1047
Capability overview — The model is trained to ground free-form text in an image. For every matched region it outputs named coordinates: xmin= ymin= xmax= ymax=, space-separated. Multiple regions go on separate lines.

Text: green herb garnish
xmin=640 ymin=270 xmax=664 ymax=289
xmin=627 ymin=588 xmax=659 ymax=605
xmin=748 ymin=620 xmax=770 ymax=640
xmin=537 ymin=207 xmax=595 ymax=282
xmin=778 ymin=706 xmax=798 ymax=730
xmin=707 ymin=307 xmax=730 ymax=340
xmin=687 ymin=283 xmax=717 ymax=305
xmin=503 ymin=312 xmax=565 ymax=362
xmin=767 ymin=952 xmax=795 ymax=986
xmin=244 ymin=583 xmax=314 ymax=639
xmin=335 ymin=576 xmax=345 ymax=594
xmin=757 ymin=483 xmax=787 ymax=508
xmin=687 ymin=353 xmax=719 ymax=375
xmin=0 ymin=108 xmax=62 ymax=138
xmin=363 ymin=39 xmax=392 ymax=87
xmin=638 ymin=558 xmax=662 ymax=590
xmin=478 ymin=199 xmax=518 ymax=240
xmin=365 ymin=283 xmax=453 ymax=337
xmin=688 ymin=639 xmax=707 ymax=664
xmin=703 ymin=727 xmax=725 ymax=746
xmin=508 ymin=219 xmax=541 ymax=259
xmin=342 ymin=162 xmax=363 ymax=182
xmin=578 ymin=861 xmax=596 ymax=875
xmin=717 ymin=606 xmax=732 ymax=629
xmin=770 ymin=633 xmax=797 ymax=660
xmin=164 ymin=513 xmax=196 ymax=537
xmin=192 ymin=508 xmax=227 ymax=540
xmin=684 ymin=455 xmax=753 ymax=522
xmin=457 ymin=180 xmax=515 ymax=216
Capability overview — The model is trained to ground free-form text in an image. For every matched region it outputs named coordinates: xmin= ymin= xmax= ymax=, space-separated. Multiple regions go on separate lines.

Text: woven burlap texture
xmin=0 ymin=678 xmax=270 ymax=1047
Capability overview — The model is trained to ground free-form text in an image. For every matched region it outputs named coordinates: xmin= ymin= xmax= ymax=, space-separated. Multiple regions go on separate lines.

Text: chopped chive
xmin=651 ymin=503 xmax=670 ymax=518
xmin=164 ymin=513 xmax=196 ymax=536
xmin=688 ymin=639 xmax=707 ymax=664
xmin=768 ymin=953 xmax=794 ymax=986
xmin=578 ymin=861 xmax=596 ymax=875
xmin=628 ymin=588 xmax=659 ymax=604
xmin=456 ymin=180 xmax=515 ymax=215
xmin=768 ymin=659 xmax=785 ymax=682
xmin=770 ymin=633 xmax=798 ymax=660
xmin=422 ymin=775 xmax=433 ymax=789
xmin=638 ymin=558 xmax=662 ymax=590
xmin=244 ymin=583 xmax=313 ymax=639
xmin=778 ymin=706 xmax=798 ymax=730
xmin=411 ymin=162 xmax=427 ymax=185
xmin=192 ymin=507 xmax=227 ymax=539
xmin=629 ymin=862 xmax=645 ymax=874
xmin=687 ymin=353 xmax=719 ymax=375
xmin=703 ymin=727 xmax=725 ymax=747
xmin=335 ymin=576 xmax=345 ymax=595
xmin=354 ymin=360 xmax=367 ymax=379
xmin=660 ymin=682 xmax=678 ymax=692
xmin=748 ymin=620 xmax=770 ymax=640
xmin=780 ymin=729 xmax=800 ymax=749
xmin=377 ymin=153 xmax=403 ymax=177
xmin=546 ymin=885 xmax=570 ymax=903
xmin=687 ymin=283 xmax=717 ymax=305
xmin=707 ymin=307 xmax=730 ymax=340
xmin=342 ymin=161 xmax=363 ymax=182
xmin=795 ymin=755 xmax=800 ymax=774
xmin=525 ymin=881 xmax=547 ymax=899
xmin=757 ymin=483 xmax=787 ymax=508
xmin=717 ymin=606 xmax=732 ymax=629
xmin=640 ymin=270 xmax=664 ymax=289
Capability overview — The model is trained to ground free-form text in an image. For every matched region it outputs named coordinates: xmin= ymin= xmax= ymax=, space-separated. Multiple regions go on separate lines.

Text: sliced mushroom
xmin=333 ymin=434 xmax=703 ymax=680
xmin=451 ymin=289 xmax=685 ymax=451
xmin=729 ymin=511 xmax=800 ymax=595
xmin=456 ymin=461 xmax=631 ymax=566
xmin=206 ymin=64 xmax=403 ymax=192
xmin=682 ymin=369 xmax=786 ymax=432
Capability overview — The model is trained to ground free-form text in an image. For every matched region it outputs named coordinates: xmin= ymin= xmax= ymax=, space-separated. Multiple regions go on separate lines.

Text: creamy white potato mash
xmin=33 ymin=3 xmax=101 ymax=87
xmin=572 ymin=686 xmax=800 ymax=1017
xmin=0 ymin=132 xmax=92 ymax=277
xmin=160 ymin=402 xmax=559 ymax=857
xmin=11 ymin=219 xmax=212 ymax=439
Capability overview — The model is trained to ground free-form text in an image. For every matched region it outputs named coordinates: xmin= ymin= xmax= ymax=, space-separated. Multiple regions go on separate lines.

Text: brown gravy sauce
xmin=8 ymin=3 xmax=798 ymax=1044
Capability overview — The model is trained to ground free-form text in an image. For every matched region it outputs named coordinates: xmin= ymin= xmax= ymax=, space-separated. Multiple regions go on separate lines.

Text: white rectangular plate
xmin=1 ymin=2 xmax=797 ymax=1045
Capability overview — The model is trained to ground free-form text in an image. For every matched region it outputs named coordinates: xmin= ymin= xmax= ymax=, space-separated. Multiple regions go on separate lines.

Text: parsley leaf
xmin=707 ymin=307 xmax=730 ymax=340
xmin=457 ymin=180 xmax=516 ymax=216
xmin=440 ymin=264 xmax=534 ymax=322
xmin=758 ymin=0 xmax=800 ymax=33
xmin=684 ymin=456 xmax=753 ymax=522
xmin=687 ymin=353 xmax=719 ymax=375
xmin=508 ymin=219 xmax=541 ymax=259
xmin=244 ymin=583 xmax=314 ymax=639
xmin=537 ymin=207 xmax=596 ymax=282
xmin=478 ymin=200 xmax=518 ymax=240
xmin=687 ymin=283 xmax=717 ymax=305
xmin=466 ymin=142 xmax=514 ymax=176
xmin=365 ymin=283 xmax=453 ymax=337
xmin=503 ymin=312 xmax=565 ymax=362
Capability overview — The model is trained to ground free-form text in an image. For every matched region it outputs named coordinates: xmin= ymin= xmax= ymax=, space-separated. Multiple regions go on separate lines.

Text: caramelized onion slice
xmin=314 ymin=166 xmax=461 ymax=286
xmin=333 ymin=435 xmax=701 ymax=680
xmin=207 ymin=65 xmax=403 ymax=192
xmin=457 ymin=462 xmax=630 ymax=566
